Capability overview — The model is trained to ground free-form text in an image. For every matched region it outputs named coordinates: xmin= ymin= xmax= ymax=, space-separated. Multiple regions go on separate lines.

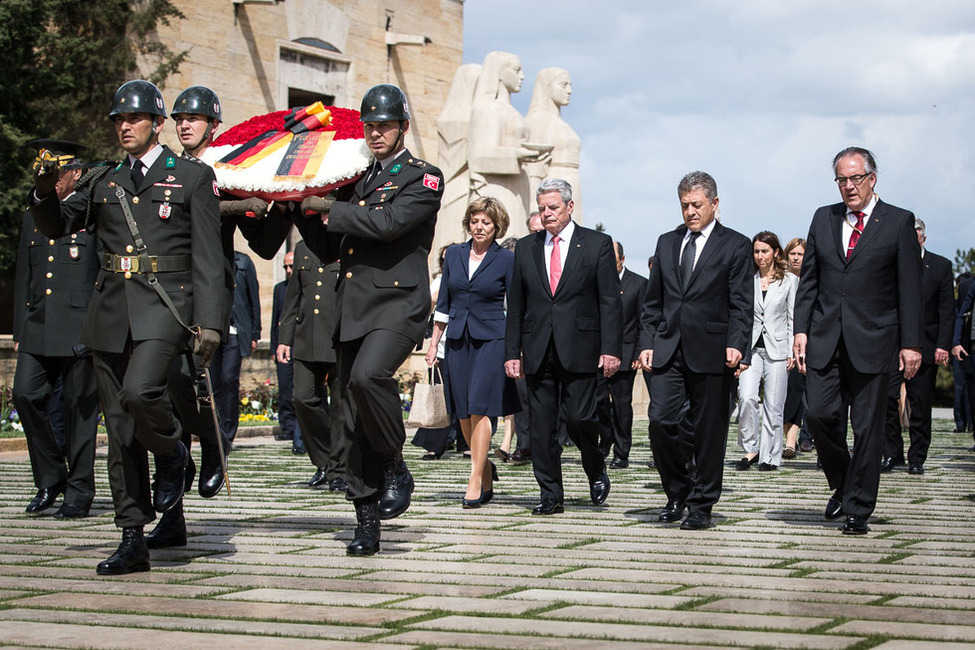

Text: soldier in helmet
xmin=143 ymin=85 xmax=292 ymax=549
xmin=28 ymin=79 xmax=225 ymax=575
xmin=296 ymin=83 xmax=444 ymax=556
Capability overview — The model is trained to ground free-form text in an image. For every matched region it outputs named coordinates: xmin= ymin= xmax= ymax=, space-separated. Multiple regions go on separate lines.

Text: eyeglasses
xmin=283 ymin=264 xmax=293 ymax=270
xmin=834 ymin=173 xmax=872 ymax=186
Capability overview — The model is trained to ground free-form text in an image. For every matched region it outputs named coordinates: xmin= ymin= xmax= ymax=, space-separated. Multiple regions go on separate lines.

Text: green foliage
xmin=0 ymin=0 xmax=186 ymax=273
xmin=953 ymin=248 xmax=975 ymax=276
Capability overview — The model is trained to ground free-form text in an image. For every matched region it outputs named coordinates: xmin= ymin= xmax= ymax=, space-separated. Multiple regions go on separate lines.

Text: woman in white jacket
xmin=735 ymin=231 xmax=798 ymax=471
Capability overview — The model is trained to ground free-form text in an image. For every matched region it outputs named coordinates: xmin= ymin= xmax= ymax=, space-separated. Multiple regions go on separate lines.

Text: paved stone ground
xmin=1 ymin=417 xmax=974 ymax=649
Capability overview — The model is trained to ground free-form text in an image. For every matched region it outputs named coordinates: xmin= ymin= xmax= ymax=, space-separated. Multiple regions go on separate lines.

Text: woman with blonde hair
xmin=425 ymin=197 xmax=520 ymax=507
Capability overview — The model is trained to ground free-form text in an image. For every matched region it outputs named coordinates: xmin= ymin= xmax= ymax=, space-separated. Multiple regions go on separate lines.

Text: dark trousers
xmin=953 ymin=358 xmax=971 ymax=431
xmin=293 ymin=358 xmax=347 ymax=480
xmin=210 ymin=334 xmax=242 ymax=441
xmin=606 ymin=369 xmax=636 ymax=461
xmin=12 ymin=352 xmax=99 ymax=507
xmin=526 ymin=340 xmax=608 ymax=505
xmin=514 ymin=377 xmax=532 ymax=452
xmin=338 ymin=329 xmax=416 ymax=501
xmin=276 ymin=359 xmax=298 ymax=440
xmin=805 ymin=342 xmax=889 ymax=519
xmin=166 ymin=352 xmax=223 ymax=455
xmin=93 ymin=338 xmax=183 ymax=528
xmin=648 ymin=346 xmax=732 ymax=515
xmin=885 ymin=363 xmax=936 ymax=466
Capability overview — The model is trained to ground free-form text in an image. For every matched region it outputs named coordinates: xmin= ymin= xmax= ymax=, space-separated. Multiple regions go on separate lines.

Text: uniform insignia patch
xmin=165 ymin=175 xmax=176 ymax=182
xmin=422 ymin=173 xmax=440 ymax=191
xmin=159 ymin=204 xmax=171 ymax=220
xmin=389 ymin=163 xmax=402 ymax=175
xmin=69 ymin=246 xmax=79 ymax=260
xmin=165 ymin=156 xmax=176 ymax=169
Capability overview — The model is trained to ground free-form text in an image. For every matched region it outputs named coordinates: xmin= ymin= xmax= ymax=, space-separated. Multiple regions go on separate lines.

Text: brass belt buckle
xmin=116 ymin=255 xmax=139 ymax=273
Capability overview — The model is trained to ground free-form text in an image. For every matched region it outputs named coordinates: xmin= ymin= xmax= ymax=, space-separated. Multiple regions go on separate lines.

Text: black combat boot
xmin=96 ymin=526 xmax=150 ymax=575
xmin=378 ymin=457 xmax=413 ymax=520
xmin=146 ymin=500 xmax=187 ymax=549
xmin=347 ymin=499 xmax=381 ymax=556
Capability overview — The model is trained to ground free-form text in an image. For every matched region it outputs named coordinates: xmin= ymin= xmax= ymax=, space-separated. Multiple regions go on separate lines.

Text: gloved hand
xmin=194 ymin=328 xmax=222 ymax=367
xmin=220 ymin=197 xmax=268 ymax=219
xmin=33 ymin=159 xmax=59 ymax=197
xmin=300 ymin=195 xmax=335 ymax=217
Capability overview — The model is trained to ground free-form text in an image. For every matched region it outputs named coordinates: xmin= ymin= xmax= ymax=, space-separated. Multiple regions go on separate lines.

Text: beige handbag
xmin=407 ymin=366 xmax=450 ymax=428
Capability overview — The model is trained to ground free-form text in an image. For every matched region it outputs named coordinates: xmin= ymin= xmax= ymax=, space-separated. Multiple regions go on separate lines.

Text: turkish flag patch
xmin=422 ymin=173 xmax=440 ymax=191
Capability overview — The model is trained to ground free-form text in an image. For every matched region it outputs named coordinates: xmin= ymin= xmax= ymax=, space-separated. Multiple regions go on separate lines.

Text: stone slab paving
xmin=2 ymin=419 xmax=975 ymax=648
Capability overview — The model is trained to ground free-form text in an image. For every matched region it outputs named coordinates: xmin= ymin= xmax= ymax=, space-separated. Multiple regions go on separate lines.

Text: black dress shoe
xmin=680 ymin=511 xmax=712 ymax=530
xmin=531 ymin=501 xmax=564 ymax=515
xmin=25 ymin=481 xmax=66 ymax=514
xmin=146 ymin=501 xmax=187 ymax=549
xmin=658 ymin=500 xmax=686 ymax=523
xmin=735 ymin=455 xmax=758 ymax=470
xmin=758 ymin=462 xmax=778 ymax=471
xmin=609 ymin=458 xmax=629 ymax=469
xmin=510 ymin=448 xmax=532 ymax=464
xmin=308 ymin=467 xmax=328 ymax=487
xmin=96 ymin=527 xmax=150 ymax=575
xmin=824 ymin=488 xmax=844 ymax=520
xmin=908 ymin=464 xmax=925 ymax=475
xmin=879 ymin=456 xmax=902 ymax=473
xmin=347 ymin=499 xmax=380 ymax=556
xmin=292 ymin=446 xmax=307 ymax=455
xmin=198 ymin=431 xmax=229 ymax=499
xmin=589 ymin=471 xmax=610 ymax=506
xmin=274 ymin=433 xmax=292 ymax=441
xmin=378 ymin=464 xmax=414 ymax=520
xmin=54 ymin=502 xmax=90 ymax=519
xmin=152 ymin=441 xmax=188 ymax=514
xmin=328 ymin=477 xmax=348 ymax=492
xmin=842 ymin=514 xmax=870 ymax=535
xmin=799 ymin=440 xmax=814 ymax=452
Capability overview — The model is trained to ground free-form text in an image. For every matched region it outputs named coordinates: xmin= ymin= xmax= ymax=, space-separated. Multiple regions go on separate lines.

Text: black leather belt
xmin=102 ymin=253 xmax=191 ymax=274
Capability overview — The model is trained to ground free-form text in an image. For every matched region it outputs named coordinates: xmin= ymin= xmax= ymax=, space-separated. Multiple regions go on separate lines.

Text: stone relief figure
xmin=468 ymin=51 xmax=549 ymax=238
xmin=525 ymin=67 xmax=583 ymax=221
xmin=433 ymin=63 xmax=481 ymax=257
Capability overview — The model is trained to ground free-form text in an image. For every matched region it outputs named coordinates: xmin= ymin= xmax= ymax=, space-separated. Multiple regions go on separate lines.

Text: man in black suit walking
xmin=881 ymin=218 xmax=952 ymax=475
xmin=505 ymin=177 xmax=622 ymax=515
xmin=639 ymin=171 xmax=753 ymax=530
xmin=604 ymin=241 xmax=648 ymax=469
xmin=794 ymin=146 xmax=923 ymax=535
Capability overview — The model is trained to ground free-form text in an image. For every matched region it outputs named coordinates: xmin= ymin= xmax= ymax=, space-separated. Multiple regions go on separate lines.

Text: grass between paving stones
xmin=671 ymin=594 xmax=721 ymax=610
xmin=788 ymin=565 xmax=818 ymax=578
xmin=555 ymin=537 xmax=600 ymax=550
xmin=877 ymin=551 xmax=911 ymax=564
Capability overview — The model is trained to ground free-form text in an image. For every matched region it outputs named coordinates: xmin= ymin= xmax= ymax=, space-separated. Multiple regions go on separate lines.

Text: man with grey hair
xmin=794 ymin=146 xmax=923 ymax=535
xmin=639 ymin=171 xmax=753 ymax=530
xmin=881 ymin=218 xmax=952 ymax=475
xmin=505 ymin=178 xmax=622 ymax=515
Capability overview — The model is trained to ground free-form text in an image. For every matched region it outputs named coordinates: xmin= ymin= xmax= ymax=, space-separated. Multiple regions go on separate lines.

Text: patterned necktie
xmin=680 ymin=231 xmax=701 ymax=290
xmin=847 ymin=211 xmax=865 ymax=259
xmin=549 ymin=235 xmax=562 ymax=295
xmin=131 ymin=160 xmax=145 ymax=190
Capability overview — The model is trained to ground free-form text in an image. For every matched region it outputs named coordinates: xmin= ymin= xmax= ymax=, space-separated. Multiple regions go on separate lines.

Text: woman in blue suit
xmin=425 ymin=197 xmax=520 ymax=507
xmin=735 ymin=231 xmax=798 ymax=471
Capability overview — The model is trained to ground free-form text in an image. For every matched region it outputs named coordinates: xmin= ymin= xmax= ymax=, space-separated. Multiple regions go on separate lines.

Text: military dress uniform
xmin=13 ymin=198 xmax=100 ymax=513
xmin=279 ymin=241 xmax=348 ymax=487
xmin=296 ymin=150 xmax=444 ymax=505
xmin=29 ymin=144 xmax=225 ymax=529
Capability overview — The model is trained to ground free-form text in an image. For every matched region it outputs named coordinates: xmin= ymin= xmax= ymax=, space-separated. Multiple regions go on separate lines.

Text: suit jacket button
xmin=46 ymin=272 xmax=53 ymax=279
xmin=316 ymin=281 xmax=322 ymax=286
xmin=315 ymin=294 xmax=321 ymax=300
xmin=314 ymin=308 xmax=320 ymax=315
xmin=48 ymin=255 xmax=54 ymax=262
xmin=132 ymin=196 xmax=139 ymax=204
xmin=346 ymin=271 xmax=352 ymax=278
xmin=348 ymin=248 xmax=353 ymax=255
xmin=359 ymin=200 xmax=366 ymax=206
xmin=394 ymin=280 xmax=399 ymax=286
xmin=124 ymin=271 xmax=132 ymax=279
xmin=126 ymin=245 xmax=134 ymax=253
xmin=49 ymin=239 xmax=55 ymax=246
xmin=45 ymin=288 xmax=52 ymax=295
xmin=318 ymin=268 xmax=324 ymax=273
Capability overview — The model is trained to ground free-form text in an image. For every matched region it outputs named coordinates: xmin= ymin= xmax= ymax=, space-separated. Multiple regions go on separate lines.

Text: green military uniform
xmin=30 ymin=144 xmax=225 ymax=528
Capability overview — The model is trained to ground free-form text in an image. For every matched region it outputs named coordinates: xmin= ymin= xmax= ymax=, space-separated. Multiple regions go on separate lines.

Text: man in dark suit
xmin=639 ymin=171 xmax=753 ymax=531
xmin=13 ymin=141 xmax=100 ymax=519
xmin=295 ymin=84 xmax=443 ymax=556
xmin=271 ymin=251 xmax=302 ymax=450
xmin=277 ymin=241 xmax=348 ymax=492
xmin=505 ymin=177 xmax=622 ymax=515
xmin=794 ymin=146 xmax=923 ymax=535
xmin=882 ymin=219 xmax=952 ymax=475
xmin=29 ymin=80 xmax=225 ymax=574
xmin=210 ymin=250 xmax=261 ymax=442
xmin=603 ymin=241 xmax=648 ymax=469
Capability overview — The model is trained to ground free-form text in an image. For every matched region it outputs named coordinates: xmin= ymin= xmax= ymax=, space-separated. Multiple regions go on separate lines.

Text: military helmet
xmin=108 ymin=80 xmax=167 ymax=119
xmin=359 ymin=84 xmax=410 ymax=122
xmin=171 ymin=86 xmax=222 ymax=122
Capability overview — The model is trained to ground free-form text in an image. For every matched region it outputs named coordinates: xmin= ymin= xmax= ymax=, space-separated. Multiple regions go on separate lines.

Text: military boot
xmin=146 ymin=500 xmax=187 ymax=549
xmin=96 ymin=526 xmax=150 ymax=575
xmin=378 ymin=458 xmax=413 ymax=520
xmin=347 ymin=499 xmax=380 ymax=556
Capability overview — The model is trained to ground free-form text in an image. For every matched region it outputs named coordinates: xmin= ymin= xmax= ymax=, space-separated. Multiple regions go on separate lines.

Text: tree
xmin=0 ymin=0 xmax=186 ymax=273
xmin=954 ymin=248 xmax=975 ymax=277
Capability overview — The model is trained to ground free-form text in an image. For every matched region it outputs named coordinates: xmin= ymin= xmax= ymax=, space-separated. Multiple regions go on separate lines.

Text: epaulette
xmin=406 ymin=158 xmax=429 ymax=168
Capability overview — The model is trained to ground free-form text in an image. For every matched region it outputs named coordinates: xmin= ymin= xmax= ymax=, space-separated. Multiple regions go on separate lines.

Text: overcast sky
xmin=462 ymin=0 xmax=975 ymax=274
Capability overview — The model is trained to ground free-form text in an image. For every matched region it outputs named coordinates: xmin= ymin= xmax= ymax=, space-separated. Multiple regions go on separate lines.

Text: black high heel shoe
xmin=462 ymin=496 xmax=481 ymax=509
xmin=479 ymin=488 xmax=494 ymax=505
xmin=490 ymin=461 xmax=499 ymax=482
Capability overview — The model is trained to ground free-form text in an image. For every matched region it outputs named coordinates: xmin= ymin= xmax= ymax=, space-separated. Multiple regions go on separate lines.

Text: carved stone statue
xmin=433 ymin=63 xmax=481 ymax=256
xmin=467 ymin=51 xmax=549 ymax=238
xmin=525 ymin=67 xmax=583 ymax=221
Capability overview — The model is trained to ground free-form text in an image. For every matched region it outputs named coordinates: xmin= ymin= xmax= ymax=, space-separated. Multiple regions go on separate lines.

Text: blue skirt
xmin=443 ymin=329 xmax=521 ymax=420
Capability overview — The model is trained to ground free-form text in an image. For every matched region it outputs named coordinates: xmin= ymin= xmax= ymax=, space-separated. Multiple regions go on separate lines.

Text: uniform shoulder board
xmin=407 ymin=158 xmax=429 ymax=168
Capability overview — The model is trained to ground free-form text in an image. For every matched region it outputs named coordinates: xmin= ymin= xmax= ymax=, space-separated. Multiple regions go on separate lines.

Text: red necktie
xmin=549 ymin=235 xmax=562 ymax=294
xmin=847 ymin=211 xmax=865 ymax=259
